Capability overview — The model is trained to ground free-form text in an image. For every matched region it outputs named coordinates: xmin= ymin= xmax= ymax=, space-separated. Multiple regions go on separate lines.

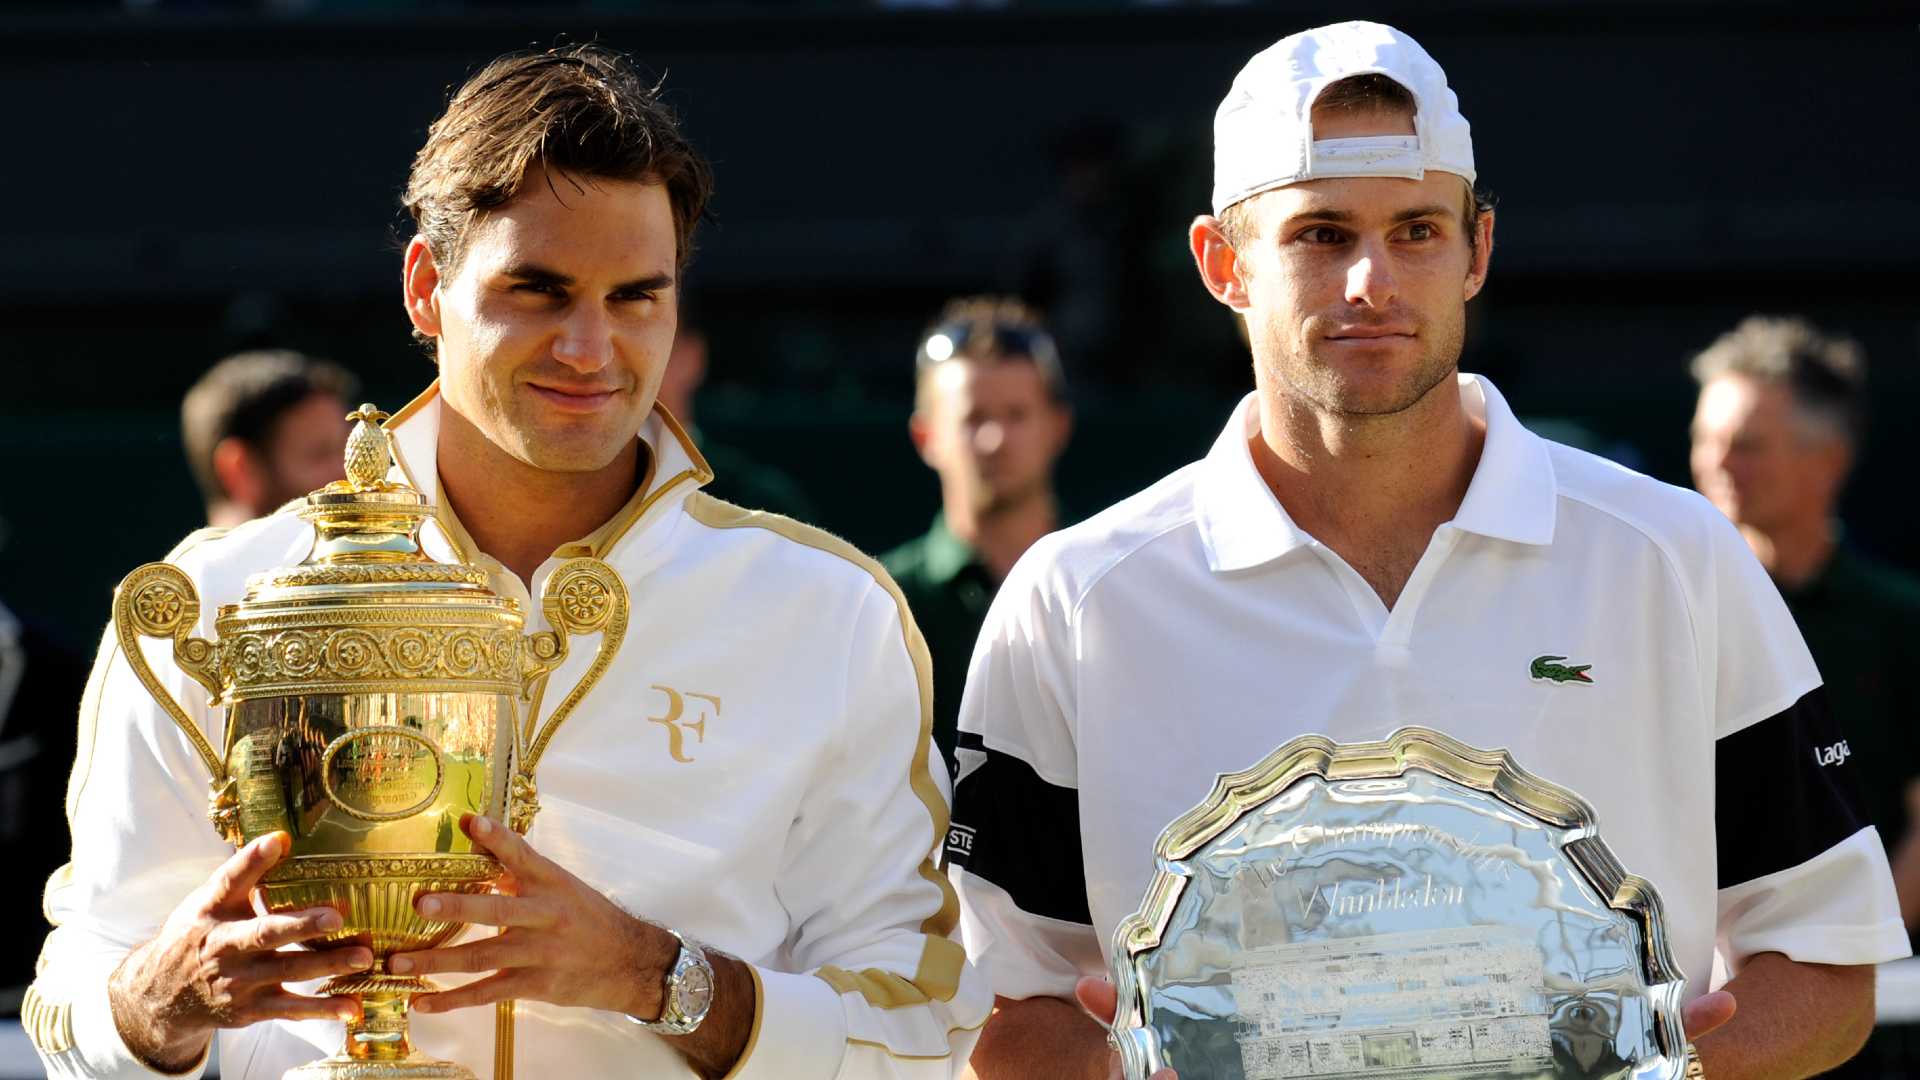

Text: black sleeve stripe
xmin=947 ymin=730 xmax=1092 ymax=926
xmin=1716 ymin=686 xmax=1868 ymax=889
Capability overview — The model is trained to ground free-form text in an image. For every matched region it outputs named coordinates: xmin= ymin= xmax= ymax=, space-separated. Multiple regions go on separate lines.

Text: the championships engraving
xmin=1108 ymin=728 xmax=1687 ymax=1080
xmin=321 ymin=726 xmax=447 ymax=822
xmin=1234 ymin=925 xmax=1551 ymax=1079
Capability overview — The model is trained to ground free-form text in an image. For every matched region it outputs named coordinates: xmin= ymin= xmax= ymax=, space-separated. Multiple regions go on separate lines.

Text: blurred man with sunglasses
xmin=882 ymin=298 xmax=1072 ymax=774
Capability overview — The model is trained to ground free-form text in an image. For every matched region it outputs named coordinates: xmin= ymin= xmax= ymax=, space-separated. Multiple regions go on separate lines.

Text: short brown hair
xmin=1690 ymin=316 xmax=1868 ymax=445
xmin=914 ymin=296 xmax=1068 ymax=410
xmin=182 ymin=350 xmax=358 ymax=507
xmin=1216 ymin=73 xmax=1490 ymax=253
xmin=403 ymin=44 xmax=713 ymax=278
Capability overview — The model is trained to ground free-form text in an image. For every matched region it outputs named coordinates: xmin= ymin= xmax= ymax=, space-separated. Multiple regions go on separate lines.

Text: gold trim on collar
xmin=386 ymin=380 xmax=440 ymax=428
xmin=384 ymin=381 xmax=440 ymax=497
xmin=558 ymin=440 xmax=660 ymax=560
xmin=386 ymin=382 xmax=707 ymax=565
xmin=577 ymin=401 xmax=713 ymax=559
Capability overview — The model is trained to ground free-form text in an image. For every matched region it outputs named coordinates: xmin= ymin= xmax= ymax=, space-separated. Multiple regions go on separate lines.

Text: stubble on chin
xmin=517 ymin=426 xmax=640 ymax=474
xmin=973 ymin=473 xmax=1050 ymax=519
xmin=1260 ymin=322 xmax=1463 ymax=420
xmin=478 ymin=399 xmax=639 ymax=475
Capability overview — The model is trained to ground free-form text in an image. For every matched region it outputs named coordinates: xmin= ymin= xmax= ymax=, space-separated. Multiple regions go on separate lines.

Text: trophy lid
xmin=214 ymin=404 xmax=525 ymax=702
xmin=247 ymin=404 xmax=490 ymax=595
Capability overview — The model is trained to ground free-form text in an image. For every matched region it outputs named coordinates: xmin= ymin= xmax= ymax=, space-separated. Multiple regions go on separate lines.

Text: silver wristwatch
xmin=629 ymin=927 xmax=715 ymax=1037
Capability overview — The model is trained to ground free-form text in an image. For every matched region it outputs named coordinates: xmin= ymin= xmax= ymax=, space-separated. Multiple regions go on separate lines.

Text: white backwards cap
xmin=1211 ymin=20 xmax=1475 ymax=217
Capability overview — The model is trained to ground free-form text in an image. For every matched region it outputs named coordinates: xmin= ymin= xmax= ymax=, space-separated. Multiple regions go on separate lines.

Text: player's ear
xmin=1190 ymin=215 xmax=1250 ymax=311
xmin=212 ymin=437 xmax=264 ymax=509
xmin=402 ymin=236 xmax=445 ymax=340
xmin=908 ymin=412 xmax=937 ymax=467
xmin=1464 ymin=207 xmax=1494 ymax=303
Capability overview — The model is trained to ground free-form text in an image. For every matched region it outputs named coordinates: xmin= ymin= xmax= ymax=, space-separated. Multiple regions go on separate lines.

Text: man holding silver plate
xmin=949 ymin=21 xmax=1907 ymax=1080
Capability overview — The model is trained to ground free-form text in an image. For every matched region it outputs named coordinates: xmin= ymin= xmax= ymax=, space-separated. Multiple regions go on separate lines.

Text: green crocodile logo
xmin=1530 ymin=655 xmax=1594 ymax=685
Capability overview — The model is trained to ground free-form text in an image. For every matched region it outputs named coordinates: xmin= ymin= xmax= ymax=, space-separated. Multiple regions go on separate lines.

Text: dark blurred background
xmin=3 ymin=0 xmax=1916 ymax=650
xmin=0 ymin=0 xmax=1915 ymax=1069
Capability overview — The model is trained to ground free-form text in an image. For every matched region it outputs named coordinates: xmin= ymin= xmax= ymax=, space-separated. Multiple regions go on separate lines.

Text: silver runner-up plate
xmin=1108 ymin=727 xmax=1687 ymax=1080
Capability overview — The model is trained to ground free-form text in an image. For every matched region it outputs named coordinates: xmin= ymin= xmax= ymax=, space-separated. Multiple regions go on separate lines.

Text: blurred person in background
xmin=1690 ymin=317 xmax=1920 ymax=929
xmin=881 ymin=297 xmax=1071 ymax=775
xmin=657 ymin=303 xmax=819 ymax=522
xmin=0 ymin=593 xmax=87 ymax=1011
xmin=180 ymin=350 xmax=357 ymax=526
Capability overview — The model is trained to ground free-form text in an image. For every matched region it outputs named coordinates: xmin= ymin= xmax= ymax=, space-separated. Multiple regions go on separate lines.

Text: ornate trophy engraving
xmin=112 ymin=405 xmax=627 ymax=1080
xmin=1109 ymin=728 xmax=1687 ymax=1080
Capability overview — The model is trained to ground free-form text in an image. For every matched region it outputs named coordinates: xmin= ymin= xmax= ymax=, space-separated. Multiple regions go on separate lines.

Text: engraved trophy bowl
xmin=111 ymin=405 xmax=629 ymax=1080
xmin=1108 ymin=728 xmax=1688 ymax=1080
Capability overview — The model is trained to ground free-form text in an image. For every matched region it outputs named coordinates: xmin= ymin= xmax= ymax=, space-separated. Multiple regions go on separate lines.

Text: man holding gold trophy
xmin=28 ymin=45 xmax=989 ymax=1080
xmin=950 ymin=21 xmax=1908 ymax=1080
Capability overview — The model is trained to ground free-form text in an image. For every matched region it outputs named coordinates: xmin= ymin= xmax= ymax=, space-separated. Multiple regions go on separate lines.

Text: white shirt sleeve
xmin=32 ymin=619 xmax=234 ymax=1079
xmin=1697 ymin=506 xmax=1909 ymax=970
xmin=946 ymin=552 xmax=1104 ymax=1002
xmin=726 ymin=582 xmax=992 ymax=1080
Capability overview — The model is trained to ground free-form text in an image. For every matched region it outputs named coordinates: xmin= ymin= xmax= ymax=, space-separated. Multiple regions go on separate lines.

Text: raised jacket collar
xmin=382 ymin=381 xmax=713 ymax=572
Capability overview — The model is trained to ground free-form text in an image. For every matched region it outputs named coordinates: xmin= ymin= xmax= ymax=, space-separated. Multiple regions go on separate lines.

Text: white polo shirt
xmin=947 ymin=374 xmax=1907 ymax=1006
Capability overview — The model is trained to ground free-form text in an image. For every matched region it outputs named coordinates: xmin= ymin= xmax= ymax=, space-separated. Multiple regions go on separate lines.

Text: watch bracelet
xmin=626 ymin=925 xmax=713 ymax=1037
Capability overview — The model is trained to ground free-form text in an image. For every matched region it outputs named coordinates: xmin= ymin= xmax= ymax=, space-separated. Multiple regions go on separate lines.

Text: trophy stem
xmin=283 ymin=975 xmax=476 ymax=1080
xmin=344 ymin=976 xmax=428 ymax=1062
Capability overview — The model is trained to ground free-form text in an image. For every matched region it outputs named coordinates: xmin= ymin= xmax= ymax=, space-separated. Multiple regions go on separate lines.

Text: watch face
xmin=678 ymin=961 xmax=715 ymax=1018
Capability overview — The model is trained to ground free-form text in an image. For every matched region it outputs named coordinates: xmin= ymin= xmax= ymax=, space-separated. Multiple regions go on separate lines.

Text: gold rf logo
xmin=648 ymin=685 xmax=720 ymax=763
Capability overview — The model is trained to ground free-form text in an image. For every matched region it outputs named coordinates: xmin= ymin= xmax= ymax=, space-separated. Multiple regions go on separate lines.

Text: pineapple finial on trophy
xmin=343 ymin=403 xmax=395 ymax=491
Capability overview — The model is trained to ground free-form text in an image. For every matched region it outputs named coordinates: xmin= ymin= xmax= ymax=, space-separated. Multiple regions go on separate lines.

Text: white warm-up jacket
xmin=29 ymin=386 xmax=990 ymax=1079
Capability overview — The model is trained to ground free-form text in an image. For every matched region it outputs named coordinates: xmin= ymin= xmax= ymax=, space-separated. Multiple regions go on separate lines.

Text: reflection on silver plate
xmin=1109 ymin=727 xmax=1686 ymax=1079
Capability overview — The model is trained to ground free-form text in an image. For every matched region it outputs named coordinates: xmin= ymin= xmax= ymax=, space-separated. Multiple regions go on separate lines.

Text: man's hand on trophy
xmin=107 ymin=831 xmax=373 ymax=1073
xmin=393 ymin=813 xmax=678 ymax=1018
xmin=1073 ymin=976 xmax=1179 ymax=1080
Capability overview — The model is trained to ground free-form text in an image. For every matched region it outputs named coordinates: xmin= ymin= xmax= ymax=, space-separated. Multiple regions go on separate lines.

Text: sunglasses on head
xmin=917 ymin=321 xmax=1058 ymax=369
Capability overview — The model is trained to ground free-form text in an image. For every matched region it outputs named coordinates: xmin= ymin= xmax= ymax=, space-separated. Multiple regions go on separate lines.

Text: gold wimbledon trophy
xmin=111 ymin=405 xmax=627 ymax=1080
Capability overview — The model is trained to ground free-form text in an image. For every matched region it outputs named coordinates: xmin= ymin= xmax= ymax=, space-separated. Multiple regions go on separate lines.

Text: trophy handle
xmin=1110 ymin=1027 xmax=1162 ymax=1080
xmin=112 ymin=563 xmax=241 ymax=845
xmin=508 ymin=558 xmax=629 ymax=833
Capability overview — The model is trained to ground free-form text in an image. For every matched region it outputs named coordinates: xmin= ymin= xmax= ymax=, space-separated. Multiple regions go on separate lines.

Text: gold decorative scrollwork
xmin=129 ymin=584 xmax=187 ymax=633
xmin=264 ymin=852 xmax=498 ymax=883
xmin=256 ymin=563 xmax=488 ymax=590
xmin=234 ymin=635 xmax=269 ymax=682
xmin=525 ymin=632 xmax=562 ymax=668
xmin=443 ymin=631 xmax=486 ymax=677
xmin=506 ymin=772 xmax=540 ymax=835
xmin=272 ymin=630 xmax=325 ymax=678
xmin=216 ymin=625 xmax=522 ymax=695
xmin=388 ymin=628 xmax=436 ymax=674
xmin=558 ymin=577 xmax=612 ymax=631
xmin=208 ymin=775 xmax=243 ymax=844
xmin=511 ymin=558 xmax=629 ymax=833
xmin=326 ymin=628 xmax=383 ymax=676
xmin=112 ymin=563 xmax=237 ymax=844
